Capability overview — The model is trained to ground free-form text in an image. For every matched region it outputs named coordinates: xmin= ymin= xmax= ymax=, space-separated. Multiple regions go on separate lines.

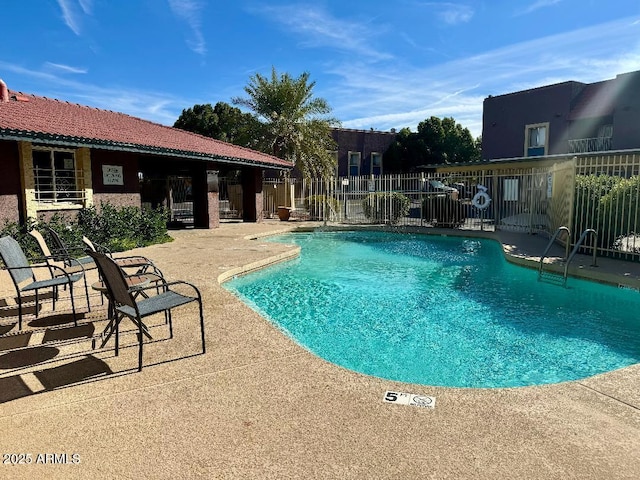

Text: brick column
xmin=242 ymin=168 xmax=264 ymax=223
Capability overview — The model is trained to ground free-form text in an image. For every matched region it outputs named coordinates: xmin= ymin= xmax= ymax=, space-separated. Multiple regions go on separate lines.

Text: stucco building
xmin=482 ymin=70 xmax=640 ymax=160
xmin=330 ymin=127 xmax=397 ymax=177
xmin=0 ymin=80 xmax=291 ymax=228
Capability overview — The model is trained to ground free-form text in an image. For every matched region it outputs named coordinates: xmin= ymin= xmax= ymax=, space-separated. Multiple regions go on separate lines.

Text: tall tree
xmin=384 ymin=116 xmax=481 ymax=172
xmin=232 ymin=67 xmax=339 ymax=178
xmin=174 ymin=102 xmax=259 ymax=148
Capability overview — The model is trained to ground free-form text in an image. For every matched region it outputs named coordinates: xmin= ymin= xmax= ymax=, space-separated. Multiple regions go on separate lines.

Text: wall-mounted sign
xmin=102 ymin=165 xmax=124 ymax=186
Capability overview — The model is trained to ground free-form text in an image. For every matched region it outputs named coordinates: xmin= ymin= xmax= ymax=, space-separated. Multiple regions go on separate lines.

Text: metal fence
xmin=261 ymin=150 xmax=640 ymax=261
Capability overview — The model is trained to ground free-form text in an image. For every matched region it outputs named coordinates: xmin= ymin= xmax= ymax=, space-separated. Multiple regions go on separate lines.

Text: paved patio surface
xmin=1 ymin=221 xmax=639 ymax=479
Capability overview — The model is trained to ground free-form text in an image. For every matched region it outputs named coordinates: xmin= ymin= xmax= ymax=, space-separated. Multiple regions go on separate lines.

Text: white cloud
xmin=438 ymin=3 xmax=474 ymax=25
xmin=250 ymin=4 xmax=393 ymax=61
xmin=44 ymin=62 xmax=88 ymax=74
xmin=168 ymin=0 xmax=207 ymax=56
xmin=0 ymin=60 xmax=186 ymax=126
xmin=78 ymin=0 xmax=93 ymax=14
xmin=515 ymin=0 xmax=563 ymax=16
xmin=57 ymin=0 xmax=82 ymax=35
xmin=329 ymin=16 xmax=640 ymax=137
xmin=418 ymin=2 xmax=474 ymax=25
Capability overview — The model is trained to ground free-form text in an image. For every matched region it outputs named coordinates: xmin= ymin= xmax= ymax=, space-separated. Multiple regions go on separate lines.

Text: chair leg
xmin=137 ymin=315 xmax=144 ymax=372
xmin=83 ymin=276 xmax=91 ymax=312
xmin=69 ymin=283 xmax=77 ymax=327
xmin=114 ymin=313 xmax=120 ymax=356
xmin=198 ymin=299 xmax=206 ymax=354
xmin=17 ymin=292 xmax=23 ymax=330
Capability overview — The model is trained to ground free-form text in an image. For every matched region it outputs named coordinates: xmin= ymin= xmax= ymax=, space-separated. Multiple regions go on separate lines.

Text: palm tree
xmin=233 ymin=67 xmax=339 ymax=179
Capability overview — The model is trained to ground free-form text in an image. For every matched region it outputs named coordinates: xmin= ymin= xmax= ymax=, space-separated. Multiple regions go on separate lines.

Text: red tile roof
xmin=0 ymin=90 xmax=292 ymax=169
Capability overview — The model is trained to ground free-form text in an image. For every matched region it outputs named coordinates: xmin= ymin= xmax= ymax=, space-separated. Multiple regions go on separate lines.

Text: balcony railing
xmin=568 ymin=136 xmax=612 ymax=153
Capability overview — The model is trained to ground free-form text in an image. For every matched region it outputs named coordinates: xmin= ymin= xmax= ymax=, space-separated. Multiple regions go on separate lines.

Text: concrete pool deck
xmin=0 ymin=221 xmax=639 ymax=479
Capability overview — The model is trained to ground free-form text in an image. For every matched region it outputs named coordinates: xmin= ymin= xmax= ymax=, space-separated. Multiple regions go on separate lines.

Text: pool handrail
xmin=538 ymin=226 xmax=571 ymax=278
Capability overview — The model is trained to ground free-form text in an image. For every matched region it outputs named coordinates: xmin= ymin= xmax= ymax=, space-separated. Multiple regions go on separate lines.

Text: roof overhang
xmin=0 ymin=128 xmax=293 ymax=170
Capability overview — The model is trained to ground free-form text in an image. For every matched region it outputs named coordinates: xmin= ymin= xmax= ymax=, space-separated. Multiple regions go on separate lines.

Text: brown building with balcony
xmin=482 ymin=70 xmax=640 ymax=160
xmin=330 ymin=127 xmax=397 ymax=177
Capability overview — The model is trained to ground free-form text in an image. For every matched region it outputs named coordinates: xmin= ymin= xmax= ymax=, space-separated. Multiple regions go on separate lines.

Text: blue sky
xmin=1 ymin=1 xmax=639 ymax=138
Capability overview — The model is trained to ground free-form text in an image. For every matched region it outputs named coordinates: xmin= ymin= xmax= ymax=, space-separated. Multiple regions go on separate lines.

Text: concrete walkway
xmin=1 ymin=221 xmax=639 ymax=479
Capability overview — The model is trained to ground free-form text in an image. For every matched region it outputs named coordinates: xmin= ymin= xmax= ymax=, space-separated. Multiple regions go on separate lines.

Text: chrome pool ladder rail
xmin=563 ymin=228 xmax=598 ymax=282
xmin=538 ymin=226 xmax=571 ymax=279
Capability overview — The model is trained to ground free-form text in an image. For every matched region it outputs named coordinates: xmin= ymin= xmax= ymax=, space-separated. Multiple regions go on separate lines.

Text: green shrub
xmin=77 ymin=203 xmax=171 ymax=252
xmin=362 ymin=192 xmax=410 ymax=224
xmin=573 ymin=174 xmax=624 ymax=243
xmin=595 ymin=175 xmax=640 ymax=250
xmin=1 ymin=203 xmax=171 ymax=266
xmin=304 ymin=195 xmax=339 ymax=220
xmin=422 ymin=195 xmax=466 ymax=227
xmin=0 ymin=217 xmax=39 ymax=261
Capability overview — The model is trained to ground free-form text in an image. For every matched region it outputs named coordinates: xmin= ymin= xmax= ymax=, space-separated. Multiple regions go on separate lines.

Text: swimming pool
xmin=224 ymin=230 xmax=640 ymax=388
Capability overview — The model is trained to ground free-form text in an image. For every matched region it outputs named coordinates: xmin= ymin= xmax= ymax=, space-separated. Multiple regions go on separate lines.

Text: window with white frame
xmin=371 ymin=152 xmax=382 ymax=175
xmin=525 ymin=123 xmax=548 ymax=157
xmin=32 ymin=148 xmax=81 ymax=203
xmin=329 ymin=150 xmax=338 ymax=177
xmin=348 ymin=151 xmax=361 ymax=176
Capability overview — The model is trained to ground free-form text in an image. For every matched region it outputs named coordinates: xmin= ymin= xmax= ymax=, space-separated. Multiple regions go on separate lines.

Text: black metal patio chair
xmin=0 ymin=236 xmax=85 ymax=330
xmin=45 ymin=226 xmax=96 ymax=271
xmin=85 ymin=250 xmax=205 ymax=372
xmin=29 ymin=229 xmax=92 ymax=312
xmin=81 ymin=235 xmax=164 ymax=281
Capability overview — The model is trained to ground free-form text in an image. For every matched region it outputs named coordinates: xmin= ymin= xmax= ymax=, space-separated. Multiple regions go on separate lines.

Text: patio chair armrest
xmin=4 ymin=263 xmax=79 ymax=279
xmin=135 ymin=280 xmax=202 ymax=298
xmin=114 ymin=254 xmax=155 ymax=263
xmin=39 ymin=263 xmax=82 ymax=279
xmin=90 ymin=241 xmax=112 ymax=255
xmin=113 ymin=255 xmax=163 ymax=277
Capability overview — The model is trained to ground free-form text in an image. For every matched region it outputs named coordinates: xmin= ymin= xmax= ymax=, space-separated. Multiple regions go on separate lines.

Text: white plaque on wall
xmin=102 ymin=165 xmax=124 ymax=185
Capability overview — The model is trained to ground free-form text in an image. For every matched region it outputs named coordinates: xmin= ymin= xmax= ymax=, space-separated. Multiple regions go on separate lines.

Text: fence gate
xmin=218 ymin=177 xmax=243 ymax=219
xmin=167 ymin=175 xmax=194 ymax=226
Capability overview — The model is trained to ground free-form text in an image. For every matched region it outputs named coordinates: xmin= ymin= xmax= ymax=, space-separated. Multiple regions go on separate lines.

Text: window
xmin=348 ymin=151 xmax=361 ymax=176
xmin=329 ymin=150 xmax=338 ymax=177
xmin=32 ymin=148 xmax=81 ymax=203
xmin=525 ymin=123 xmax=548 ymax=157
xmin=371 ymin=152 xmax=382 ymax=176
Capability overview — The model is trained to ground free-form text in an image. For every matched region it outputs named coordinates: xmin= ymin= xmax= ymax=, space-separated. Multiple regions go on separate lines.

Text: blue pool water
xmin=224 ymin=231 xmax=640 ymax=388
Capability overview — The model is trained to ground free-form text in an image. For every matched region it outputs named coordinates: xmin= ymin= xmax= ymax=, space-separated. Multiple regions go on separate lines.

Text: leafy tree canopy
xmin=384 ymin=116 xmax=481 ymax=172
xmin=232 ymin=67 xmax=339 ymax=179
xmin=173 ymin=102 xmax=260 ymax=148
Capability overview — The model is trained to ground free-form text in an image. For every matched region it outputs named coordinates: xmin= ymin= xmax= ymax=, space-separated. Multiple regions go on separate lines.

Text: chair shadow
xmin=29 ymin=312 xmax=87 ymax=329
xmin=34 ymin=355 xmax=112 ymax=390
xmin=0 ymin=355 xmax=113 ymax=404
xmin=0 ymin=314 xmax=206 ymax=404
xmin=0 ymin=303 xmax=41 ymax=318
xmin=0 ymin=323 xmax=17 ymax=336
xmin=42 ymin=323 xmax=95 ymax=343
xmin=0 ymin=346 xmax=60 ymax=369
xmin=0 ymin=375 xmax=33 ymax=402
xmin=0 ymin=331 xmax=32 ymax=352
xmin=0 ymin=321 xmax=96 ymax=369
